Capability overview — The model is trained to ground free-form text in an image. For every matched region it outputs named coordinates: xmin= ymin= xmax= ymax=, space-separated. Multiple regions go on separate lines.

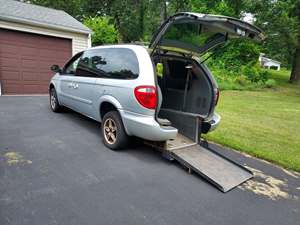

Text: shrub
xmin=212 ymin=67 xmax=271 ymax=91
xmin=265 ymin=79 xmax=277 ymax=88
xmin=259 ymin=69 xmax=270 ymax=82
xmin=207 ymin=38 xmax=269 ymax=89
xmin=242 ymin=66 xmax=260 ymax=82
xmin=84 ymin=17 xmax=119 ymax=46
xmin=242 ymin=65 xmax=269 ymax=83
xmin=235 ymin=75 xmax=250 ymax=86
xmin=218 ymin=80 xmax=240 ymax=90
xmin=209 ymin=39 xmax=261 ymax=72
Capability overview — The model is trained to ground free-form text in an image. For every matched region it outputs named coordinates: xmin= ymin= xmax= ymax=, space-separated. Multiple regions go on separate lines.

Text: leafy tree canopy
xmin=22 ymin=0 xmax=300 ymax=82
xmin=83 ymin=17 xmax=119 ymax=46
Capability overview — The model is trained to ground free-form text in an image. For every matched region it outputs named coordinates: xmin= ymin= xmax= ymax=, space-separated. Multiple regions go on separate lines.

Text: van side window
xmin=76 ymin=51 xmax=101 ymax=77
xmin=75 ymin=48 xmax=139 ymax=79
xmin=62 ymin=52 xmax=82 ymax=75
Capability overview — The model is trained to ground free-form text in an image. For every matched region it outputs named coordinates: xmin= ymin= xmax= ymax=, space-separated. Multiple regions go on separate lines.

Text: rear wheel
xmin=49 ymin=88 xmax=62 ymax=112
xmin=102 ymin=111 xmax=129 ymax=150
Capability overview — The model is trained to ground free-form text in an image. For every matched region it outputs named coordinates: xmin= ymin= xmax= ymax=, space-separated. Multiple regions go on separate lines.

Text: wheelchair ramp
xmin=170 ymin=145 xmax=253 ymax=192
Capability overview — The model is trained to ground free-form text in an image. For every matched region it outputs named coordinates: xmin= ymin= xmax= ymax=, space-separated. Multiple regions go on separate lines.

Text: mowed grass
xmin=205 ymin=69 xmax=300 ymax=172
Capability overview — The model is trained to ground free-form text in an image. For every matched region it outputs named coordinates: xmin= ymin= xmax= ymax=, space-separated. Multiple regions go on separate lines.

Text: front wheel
xmin=49 ymin=88 xmax=62 ymax=112
xmin=101 ymin=111 xmax=129 ymax=150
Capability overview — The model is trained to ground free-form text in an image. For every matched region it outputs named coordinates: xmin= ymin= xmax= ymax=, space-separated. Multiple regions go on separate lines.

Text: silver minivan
xmin=49 ymin=12 xmax=263 ymax=149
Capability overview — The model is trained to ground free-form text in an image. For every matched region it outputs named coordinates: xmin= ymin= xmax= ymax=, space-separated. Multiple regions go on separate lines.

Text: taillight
xmin=215 ymin=88 xmax=220 ymax=106
xmin=134 ymin=85 xmax=157 ymax=109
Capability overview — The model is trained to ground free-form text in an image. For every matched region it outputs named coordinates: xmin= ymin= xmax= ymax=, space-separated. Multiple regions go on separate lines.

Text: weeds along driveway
xmin=0 ymin=96 xmax=299 ymax=225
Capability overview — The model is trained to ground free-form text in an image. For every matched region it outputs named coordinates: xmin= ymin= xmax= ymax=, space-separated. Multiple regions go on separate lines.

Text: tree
xmin=190 ymin=0 xmax=238 ymax=17
xmin=81 ymin=0 xmax=146 ymax=42
xmin=248 ymin=0 xmax=299 ymax=82
xmin=289 ymin=0 xmax=300 ymax=82
xmin=83 ymin=17 xmax=119 ymax=46
xmin=23 ymin=0 xmax=300 ymax=82
xmin=190 ymin=0 xmax=262 ymax=72
xmin=290 ymin=34 xmax=300 ymax=82
xmin=81 ymin=0 xmax=193 ymax=42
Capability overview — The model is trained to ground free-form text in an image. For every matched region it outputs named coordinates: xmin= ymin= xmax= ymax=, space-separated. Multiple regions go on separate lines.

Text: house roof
xmin=260 ymin=56 xmax=281 ymax=65
xmin=0 ymin=0 xmax=91 ymax=34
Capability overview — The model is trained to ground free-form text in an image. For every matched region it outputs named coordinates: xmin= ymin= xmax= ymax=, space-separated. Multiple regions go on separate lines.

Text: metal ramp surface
xmin=153 ymin=111 xmax=253 ymax=192
xmin=168 ymin=145 xmax=253 ymax=192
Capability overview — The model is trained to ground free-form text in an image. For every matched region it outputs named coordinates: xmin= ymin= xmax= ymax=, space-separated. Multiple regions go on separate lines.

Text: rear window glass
xmin=161 ymin=21 xmax=226 ymax=54
xmin=76 ymin=48 xmax=139 ymax=79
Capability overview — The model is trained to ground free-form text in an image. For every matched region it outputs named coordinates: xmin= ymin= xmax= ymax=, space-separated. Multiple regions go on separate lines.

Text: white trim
xmin=0 ymin=21 xmax=74 ymax=39
xmin=0 ymin=16 xmax=91 ymax=35
xmin=88 ymin=33 xmax=92 ymax=48
xmin=0 ymin=19 xmax=90 ymax=55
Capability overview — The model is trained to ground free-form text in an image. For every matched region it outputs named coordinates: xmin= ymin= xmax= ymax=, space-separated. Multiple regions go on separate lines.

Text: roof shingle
xmin=0 ymin=0 xmax=91 ymax=34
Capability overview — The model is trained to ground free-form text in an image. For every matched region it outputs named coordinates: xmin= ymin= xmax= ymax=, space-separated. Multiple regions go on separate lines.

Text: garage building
xmin=0 ymin=0 xmax=92 ymax=95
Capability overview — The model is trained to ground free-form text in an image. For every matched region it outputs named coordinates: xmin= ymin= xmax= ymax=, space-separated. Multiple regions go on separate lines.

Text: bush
xmin=242 ymin=66 xmax=260 ymax=82
xmin=84 ymin=17 xmax=119 ymax=46
xmin=218 ymin=80 xmax=239 ymax=90
xmin=259 ymin=69 xmax=270 ymax=82
xmin=207 ymin=38 xmax=269 ymax=88
xmin=242 ymin=65 xmax=269 ymax=83
xmin=212 ymin=66 xmax=271 ymax=91
xmin=235 ymin=75 xmax=250 ymax=86
xmin=265 ymin=79 xmax=277 ymax=88
xmin=209 ymin=39 xmax=261 ymax=72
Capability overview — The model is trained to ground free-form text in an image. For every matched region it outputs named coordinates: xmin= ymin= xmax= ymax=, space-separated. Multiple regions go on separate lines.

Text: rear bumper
xmin=202 ymin=113 xmax=221 ymax=134
xmin=120 ymin=110 xmax=178 ymax=141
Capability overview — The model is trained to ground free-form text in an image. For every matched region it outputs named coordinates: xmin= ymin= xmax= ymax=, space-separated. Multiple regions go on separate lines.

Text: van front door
xmin=59 ymin=52 xmax=82 ymax=108
xmin=69 ymin=51 xmax=98 ymax=118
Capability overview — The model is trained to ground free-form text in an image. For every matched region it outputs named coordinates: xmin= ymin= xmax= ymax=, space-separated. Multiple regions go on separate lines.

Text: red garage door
xmin=0 ymin=29 xmax=72 ymax=94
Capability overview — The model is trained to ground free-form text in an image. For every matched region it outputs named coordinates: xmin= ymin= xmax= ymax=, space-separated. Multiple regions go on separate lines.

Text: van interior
xmin=153 ymin=54 xmax=215 ymax=141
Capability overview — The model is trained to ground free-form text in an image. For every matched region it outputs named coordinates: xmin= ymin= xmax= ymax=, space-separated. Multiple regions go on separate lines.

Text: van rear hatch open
xmin=146 ymin=12 xmax=264 ymax=193
xmin=151 ymin=12 xmax=264 ymax=132
xmin=149 ymin=12 xmax=264 ymax=56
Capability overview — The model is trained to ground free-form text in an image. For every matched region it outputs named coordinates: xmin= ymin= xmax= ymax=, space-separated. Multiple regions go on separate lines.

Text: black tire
xmin=101 ymin=111 xmax=129 ymax=150
xmin=200 ymin=139 xmax=209 ymax=148
xmin=49 ymin=88 xmax=62 ymax=112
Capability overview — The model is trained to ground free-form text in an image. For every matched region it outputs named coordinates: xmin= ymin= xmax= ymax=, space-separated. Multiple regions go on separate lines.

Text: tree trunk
xmin=290 ymin=34 xmax=300 ymax=83
xmin=113 ymin=14 xmax=125 ymax=43
xmin=139 ymin=0 xmax=144 ymax=39
xmin=160 ymin=0 xmax=167 ymax=23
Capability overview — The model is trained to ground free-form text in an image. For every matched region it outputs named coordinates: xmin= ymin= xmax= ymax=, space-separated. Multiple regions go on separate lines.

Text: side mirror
xmin=51 ymin=64 xmax=62 ymax=73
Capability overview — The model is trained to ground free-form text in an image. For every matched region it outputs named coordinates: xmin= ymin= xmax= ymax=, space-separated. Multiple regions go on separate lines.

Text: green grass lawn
xmin=205 ymin=69 xmax=300 ymax=172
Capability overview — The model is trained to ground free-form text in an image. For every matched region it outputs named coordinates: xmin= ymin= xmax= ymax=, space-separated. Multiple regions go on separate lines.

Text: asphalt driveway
xmin=0 ymin=96 xmax=299 ymax=225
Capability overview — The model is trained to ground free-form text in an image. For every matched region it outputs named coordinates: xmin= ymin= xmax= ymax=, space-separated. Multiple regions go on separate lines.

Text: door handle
xmin=73 ymin=83 xmax=79 ymax=89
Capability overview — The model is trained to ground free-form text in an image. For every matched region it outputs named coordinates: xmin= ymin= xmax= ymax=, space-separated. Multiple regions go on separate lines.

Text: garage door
xmin=0 ymin=29 xmax=72 ymax=94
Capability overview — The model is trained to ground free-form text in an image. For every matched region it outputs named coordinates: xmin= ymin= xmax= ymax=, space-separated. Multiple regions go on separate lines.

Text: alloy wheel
xmin=103 ymin=118 xmax=117 ymax=145
xmin=50 ymin=90 xmax=56 ymax=110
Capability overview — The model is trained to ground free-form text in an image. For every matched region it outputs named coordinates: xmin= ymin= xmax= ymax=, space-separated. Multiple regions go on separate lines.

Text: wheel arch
xmin=98 ymin=95 xmax=122 ymax=118
xmin=100 ymin=102 xmax=118 ymax=120
xmin=49 ymin=82 xmax=55 ymax=92
xmin=98 ymin=95 xmax=131 ymax=135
